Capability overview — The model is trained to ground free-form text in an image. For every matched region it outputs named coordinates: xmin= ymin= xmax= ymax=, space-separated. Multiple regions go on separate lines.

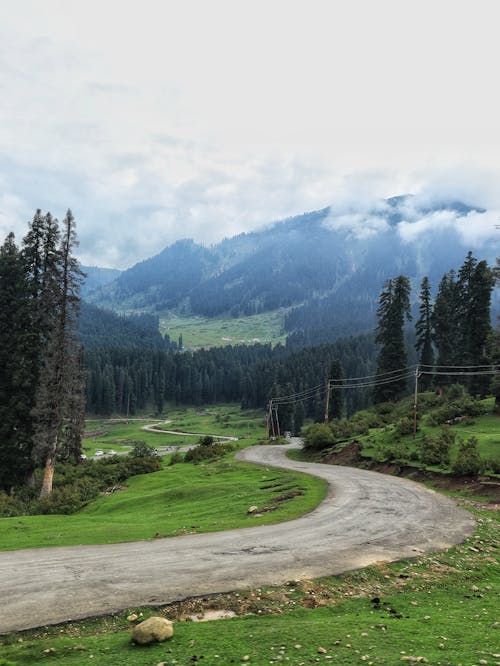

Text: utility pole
xmin=274 ymin=406 xmax=281 ymax=437
xmin=265 ymin=402 xmax=270 ymax=440
xmin=270 ymin=401 xmax=276 ymax=438
xmin=324 ymin=376 xmax=331 ymax=425
xmin=413 ymin=365 xmax=420 ymax=439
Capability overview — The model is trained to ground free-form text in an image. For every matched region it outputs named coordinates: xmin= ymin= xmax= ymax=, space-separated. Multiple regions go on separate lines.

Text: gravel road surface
xmin=0 ymin=440 xmax=474 ymax=633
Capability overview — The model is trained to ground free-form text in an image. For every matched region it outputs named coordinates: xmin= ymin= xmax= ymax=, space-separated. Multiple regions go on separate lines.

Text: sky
xmin=1 ymin=0 xmax=499 ymax=269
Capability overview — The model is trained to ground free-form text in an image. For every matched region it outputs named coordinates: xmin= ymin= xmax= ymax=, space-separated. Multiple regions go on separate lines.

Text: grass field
xmin=1 ymin=505 xmax=497 ymax=665
xmin=0 ymin=458 xmax=326 ymax=551
xmin=83 ymin=405 xmax=266 ymax=457
xmin=159 ymin=310 xmax=287 ymax=349
xmin=0 ymin=405 xmax=326 ymax=551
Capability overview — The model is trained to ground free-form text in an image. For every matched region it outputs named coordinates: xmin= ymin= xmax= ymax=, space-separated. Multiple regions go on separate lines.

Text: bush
xmin=184 ymin=442 xmax=233 ymax=463
xmin=420 ymin=430 xmax=453 ymax=467
xmin=0 ymin=491 xmax=24 ymax=517
xmin=129 ymin=442 xmax=157 ymax=458
xmin=452 ymin=436 xmax=485 ymax=476
xmin=484 ymin=456 xmax=500 ymax=474
xmin=198 ymin=435 xmax=215 ymax=446
xmin=428 ymin=396 xmax=486 ymax=426
xmin=303 ymin=423 xmax=335 ymax=451
xmin=168 ymin=451 xmax=185 ymax=466
xmin=397 ymin=416 xmax=414 ymax=436
xmin=446 ymin=383 xmax=468 ymax=401
xmin=381 ymin=441 xmax=410 ymax=464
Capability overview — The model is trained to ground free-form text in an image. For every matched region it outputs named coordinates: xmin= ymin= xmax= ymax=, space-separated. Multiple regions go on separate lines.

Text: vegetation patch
xmin=0 ymin=450 xmax=326 ymax=551
xmin=159 ymin=310 xmax=287 ymax=349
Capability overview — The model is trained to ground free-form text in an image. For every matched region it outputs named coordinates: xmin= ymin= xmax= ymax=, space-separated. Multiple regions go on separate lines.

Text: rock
xmin=242 ymin=656 xmax=250 ymax=662
xmin=294 ymin=644 xmax=302 ymax=649
xmin=318 ymin=647 xmax=327 ymax=654
xmin=131 ymin=616 xmax=173 ymax=645
xmin=247 ymin=506 xmax=258 ymax=514
xmin=127 ymin=613 xmax=138 ymax=621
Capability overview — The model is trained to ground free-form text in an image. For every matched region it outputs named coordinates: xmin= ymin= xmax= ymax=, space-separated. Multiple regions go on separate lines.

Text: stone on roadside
xmin=131 ymin=616 xmax=173 ymax=645
xmin=127 ymin=613 xmax=138 ymax=621
xmin=247 ymin=505 xmax=258 ymax=514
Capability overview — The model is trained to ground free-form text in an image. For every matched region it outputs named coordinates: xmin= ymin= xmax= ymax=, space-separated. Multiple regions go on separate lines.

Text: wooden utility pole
xmin=324 ymin=377 xmax=331 ymax=425
xmin=265 ymin=402 xmax=270 ymax=439
xmin=413 ymin=365 xmax=419 ymax=439
xmin=274 ymin=406 xmax=281 ymax=437
xmin=270 ymin=401 xmax=276 ymax=438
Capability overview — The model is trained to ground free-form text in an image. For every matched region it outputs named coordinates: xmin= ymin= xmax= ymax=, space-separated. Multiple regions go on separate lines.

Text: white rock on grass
xmin=132 ymin=616 xmax=173 ymax=645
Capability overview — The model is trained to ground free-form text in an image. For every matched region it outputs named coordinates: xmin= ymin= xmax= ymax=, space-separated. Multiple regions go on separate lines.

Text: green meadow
xmin=159 ymin=310 xmax=287 ymax=349
xmin=0 ymin=404 xmax=326 ymax=551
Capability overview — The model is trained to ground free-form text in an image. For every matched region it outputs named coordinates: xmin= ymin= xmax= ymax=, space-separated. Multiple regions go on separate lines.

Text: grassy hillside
xmin=0 ymin=406 xmax=326 ymax=551
xmin=159 ymin=310 xmax=287 ymax=349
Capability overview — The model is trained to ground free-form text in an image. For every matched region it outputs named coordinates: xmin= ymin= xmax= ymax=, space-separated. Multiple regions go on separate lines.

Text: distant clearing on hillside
xmin=159 ymin=310 xmax=287 ymax=349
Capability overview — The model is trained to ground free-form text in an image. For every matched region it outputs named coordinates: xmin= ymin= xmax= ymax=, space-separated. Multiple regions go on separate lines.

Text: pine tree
xmin=466 ymin=259 xmax=495 ymax=395
xmin=373 ymin=276 xmax=412 ymax=403
xmin=34 ymin=210 xmax=85 ymax=497
xmin=432 ymin=270 xmax=459 ymax=386
xmin=415 ymin=276 xmax=434 ymax=390
xmin=0 ymin=234 xmax=35 ymax=491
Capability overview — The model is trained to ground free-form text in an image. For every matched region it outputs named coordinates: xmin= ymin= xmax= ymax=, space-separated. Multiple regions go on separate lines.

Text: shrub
xmin=397 ymin=416 xmax=414 ymax=436
xmin=452 ymin=436 xmax=485 ymax=476
xmin=198 ymin=435 xmax=215 ymax=446
xmin=420 ymin=431 xmax=452 ymax=467
xmin=129 ymin=442 xmax=157 ymax=458
xmin=184 ymin=442 xmax=233 ymax=463
xmin=428 ymin=396 xmax=485 ymax=426
xmin=381 ymin=441 xmax=410 ymax=464
xmin=0 ymin=491 xmax=23 ymax=517
xmin=302 ymin=423 xmax=335 ymax=451
xmin=168 ymin=451 xmax=185 ymax=466
xmin=446 ymin=383 xmax=468 ymax=401
xmin=484 ymin=456 xmax=500 ymax=474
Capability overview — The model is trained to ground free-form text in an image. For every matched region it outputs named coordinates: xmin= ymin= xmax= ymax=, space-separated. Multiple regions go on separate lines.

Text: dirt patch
xmin=321 ymin=441 xmax=363 ymax=465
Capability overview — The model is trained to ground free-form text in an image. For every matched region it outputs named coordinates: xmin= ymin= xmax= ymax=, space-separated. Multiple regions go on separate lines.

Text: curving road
xmin=0 ymin=441 xmax=474 ymax=634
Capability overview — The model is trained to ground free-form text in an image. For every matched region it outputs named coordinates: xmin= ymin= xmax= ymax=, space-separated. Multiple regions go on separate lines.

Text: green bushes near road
xmin=0 ymin=454 xmax=161 ymax=518
xmin=184 ymin=438 xmax=234 ymax=463
xmin=303 ymin=387 xmax=499 ymax=476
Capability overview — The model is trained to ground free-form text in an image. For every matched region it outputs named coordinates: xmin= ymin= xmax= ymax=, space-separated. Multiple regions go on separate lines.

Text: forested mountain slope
xmin=86 ymin=196 xmax=498 ymax=338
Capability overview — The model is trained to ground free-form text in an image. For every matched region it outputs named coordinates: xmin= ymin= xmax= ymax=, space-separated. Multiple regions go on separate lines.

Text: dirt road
xmin=0 ymin=441 xmax=474 ymax=633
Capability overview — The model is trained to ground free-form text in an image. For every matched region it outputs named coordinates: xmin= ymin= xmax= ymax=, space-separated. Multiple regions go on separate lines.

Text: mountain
xmin=81 ymin=265 xmax=122 ymax=297
xmin=78 ymin=302 xmax=175 ymax=350
xmin=87 ymin=196 xmax=499 ymax=340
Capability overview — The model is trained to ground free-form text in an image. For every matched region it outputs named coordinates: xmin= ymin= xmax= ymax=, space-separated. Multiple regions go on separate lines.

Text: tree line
xmin=374 ymin=251 xmax=498 ymax=403
xmin=0 ymin=211 xmax=85 ymax=495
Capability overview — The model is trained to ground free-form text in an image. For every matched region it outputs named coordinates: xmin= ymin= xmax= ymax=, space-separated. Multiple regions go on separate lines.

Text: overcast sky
xmin=1 ymin=0 xmax=499 ymax=268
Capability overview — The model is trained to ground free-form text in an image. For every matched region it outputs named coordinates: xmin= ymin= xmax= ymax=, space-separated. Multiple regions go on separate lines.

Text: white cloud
xmin=324 ymin=213 xmax=390 ymax=239
xmin=1 ymin=1 xmax=500 ymax=266
xmin=397 ymin=208 xmax=500 ymax=248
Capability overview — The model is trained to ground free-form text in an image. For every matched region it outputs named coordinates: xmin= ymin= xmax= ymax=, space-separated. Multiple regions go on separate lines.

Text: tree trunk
xmin=39 ymin=456 xmax=55 ymax=498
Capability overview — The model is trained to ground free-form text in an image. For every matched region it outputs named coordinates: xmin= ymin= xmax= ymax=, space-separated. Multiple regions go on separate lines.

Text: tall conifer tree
xmin=415 ymin=276 xmax=434 ymax=390
xmin=373 ymin=276 xmax=412 ymax=403
xmin=0 ymin=234 xmax=34 ymax=491
xmin=33 ymin=210 xmax=85 ymax=497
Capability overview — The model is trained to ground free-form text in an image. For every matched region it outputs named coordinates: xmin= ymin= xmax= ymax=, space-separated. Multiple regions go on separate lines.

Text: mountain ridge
xmin=85 ymin=196 xmax=498 ymax=339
